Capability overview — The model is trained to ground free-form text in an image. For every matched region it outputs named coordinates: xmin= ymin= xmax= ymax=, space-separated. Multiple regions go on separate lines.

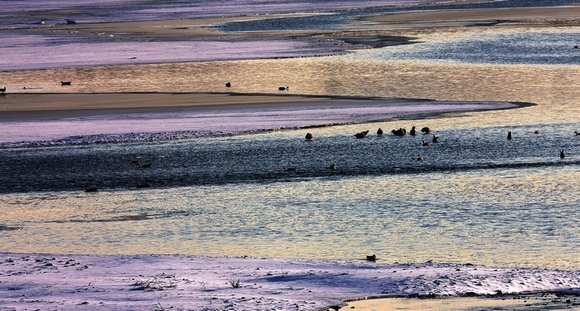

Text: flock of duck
xmin=298 ymin=125 xmax=577 ymax=171
xmin=84 ymin=123 xmax=575 ymax=193
xmin=302 ymin=125 xmax=440 ymax=165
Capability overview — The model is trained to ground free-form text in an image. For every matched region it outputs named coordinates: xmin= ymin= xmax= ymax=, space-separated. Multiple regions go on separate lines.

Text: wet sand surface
xmin=0 ymin=93 xmax=339 ymax=121
xmin=341 ymin=293 xmax=580 ymax=311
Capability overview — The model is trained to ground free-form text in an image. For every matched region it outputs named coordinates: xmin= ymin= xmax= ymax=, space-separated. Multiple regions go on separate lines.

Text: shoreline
xmin=0 ymin=251 xmax=579 ymax=311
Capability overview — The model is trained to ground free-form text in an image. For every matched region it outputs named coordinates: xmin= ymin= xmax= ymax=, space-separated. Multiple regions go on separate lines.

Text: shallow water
xmin=1 ymin=119 xmax=579 ymax=269
xmin=1 ymin=1 xmax=580 ymax=272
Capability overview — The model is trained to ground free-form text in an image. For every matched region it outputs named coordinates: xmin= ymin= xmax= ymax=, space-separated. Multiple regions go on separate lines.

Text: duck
xmin=417 ymin=155 xmax=424 ymax=161
xmin=225 ymin=82 xmax=231 ymax=87
xmin=534 ymin=130 xmax=540 ymax=135
xmin=61 ymin=81 xmax=72 ymax=86
xmin=421 ymin=127 xmax=431 ymax=134
xmin=422 ymin=140 xmax=430 ymax=146
xmin=354 ymin=130 xmax=369 ymax=138
xmin=0 ymin=86 xmax=6 ymax=93
xmin=366 ymin=254 xmax=377 ymax=262
xmin=575 ymin=131 xmax=580 ymax=136
xmin=305 ymin=132 xmax=313 ymax=140
xmin=329 ymin=163 xmax=337 ymax=170
xmin=507 ymin=131 xmax=512 ymax=140
xmin=132 ymin=159 xmax=151 ymax=168
xmin=137 ymin=182 xmax=151 ymax=188
xmin=278 ymin=86 xmax=289 ymax=91
xmin=432 ymin=135 xmax=439 ymax=143
xmin=391 ymin=128 xmax=406 ymax=136
xmin=377 ymin=128 xmax=384 ymax=135
xmin=410 ymin=126 xmax=416 ymax=136
xmin=283 ymin=167 xmax=297 ymax=171
xmin=85 ymin=186 xmax=98 ymax=192
xmin=560 ymin=150 xmax=566 ymax=159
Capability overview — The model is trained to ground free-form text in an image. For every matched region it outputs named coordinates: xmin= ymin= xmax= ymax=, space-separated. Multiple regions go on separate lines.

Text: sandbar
xmin=2 ymin=5 xmax=579 ymax=121
xmin=0 ymin=93 xmax=337 ymax=121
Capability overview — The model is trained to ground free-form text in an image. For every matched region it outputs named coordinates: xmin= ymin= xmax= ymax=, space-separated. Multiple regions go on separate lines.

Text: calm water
xmin=1 ymin=0 xmax=580 ymax=270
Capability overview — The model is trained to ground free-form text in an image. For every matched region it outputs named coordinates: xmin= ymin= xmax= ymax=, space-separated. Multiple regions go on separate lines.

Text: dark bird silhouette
xmin=85 ymin=186 xmax=98 ymax=192
xmin=391 ymin=128 xmax=406 ymax=136
xmin=329 ymin=163 xmax=337 ymax=170
xmin=417 ymin=155 xmax=424 ymax=161
xmin=283 ymin=167 xmax=296 ymax=171
xmin=560 ymin=150 xmax=566 ymax=159
xmin=366 ymin=254 xmax=377 ymax=262
xmin=133 ymin=160 xmax=151 ymax=168
xmin=410 ymin=126 xmax=416 ymax=136
xmin=354 ymin=130 xmax=369 ymax=138
xmin=421 ymin=127 xmax=431 ymax=134
xmin=225 ymin=82 xmax=231 ymax=87
xmin=61 ymin=81 xmax=72 ymax=86
xmin=0 ymin=86 xmax=6 ymax=93
xmin=377 ymin=128 xmax=384 ymax=135
xmin=279 ymin=86 xmax=289 ymax=91
xmin=534 ymin=130 xmax=540 ymax=134
xmin=137 ymin=182 xmax=151 ymax=188
xmin=507 ymin=131 xmax=512 ymax=140
xmin=432 ymin=135 xmax=439 ymax=143
xmin=305 ymin=132 xmax=313 ymax=140
xmin=422 ymin=140 xmax=430 ymax=146
xmin=575 ymin=131 xmax=580 ymax=136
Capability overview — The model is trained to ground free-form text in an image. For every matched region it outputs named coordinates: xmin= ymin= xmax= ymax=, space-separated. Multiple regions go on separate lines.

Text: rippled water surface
xmin=1 ymin=119 xmax=579 ymax=269
xmin=1 ymin=0 xmax=580 ymax=271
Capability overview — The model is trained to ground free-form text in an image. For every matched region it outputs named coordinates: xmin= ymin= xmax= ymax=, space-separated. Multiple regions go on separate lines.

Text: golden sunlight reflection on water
xmin=1 ymin=34 xmax=580 ymax=269
xmin=2 ymin=56 xmax=579 ymax=130
xmin=1 ymin=166 xmax=579 ymax=269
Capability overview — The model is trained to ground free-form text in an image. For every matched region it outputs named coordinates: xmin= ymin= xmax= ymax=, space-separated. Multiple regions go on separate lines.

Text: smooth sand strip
xmin=0 ymin=93 xmax=367 ymax=122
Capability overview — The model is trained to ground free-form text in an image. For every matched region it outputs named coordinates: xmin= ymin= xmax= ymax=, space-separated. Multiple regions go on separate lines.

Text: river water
xmin=0 ymin=0 xmax=579 ymax=270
